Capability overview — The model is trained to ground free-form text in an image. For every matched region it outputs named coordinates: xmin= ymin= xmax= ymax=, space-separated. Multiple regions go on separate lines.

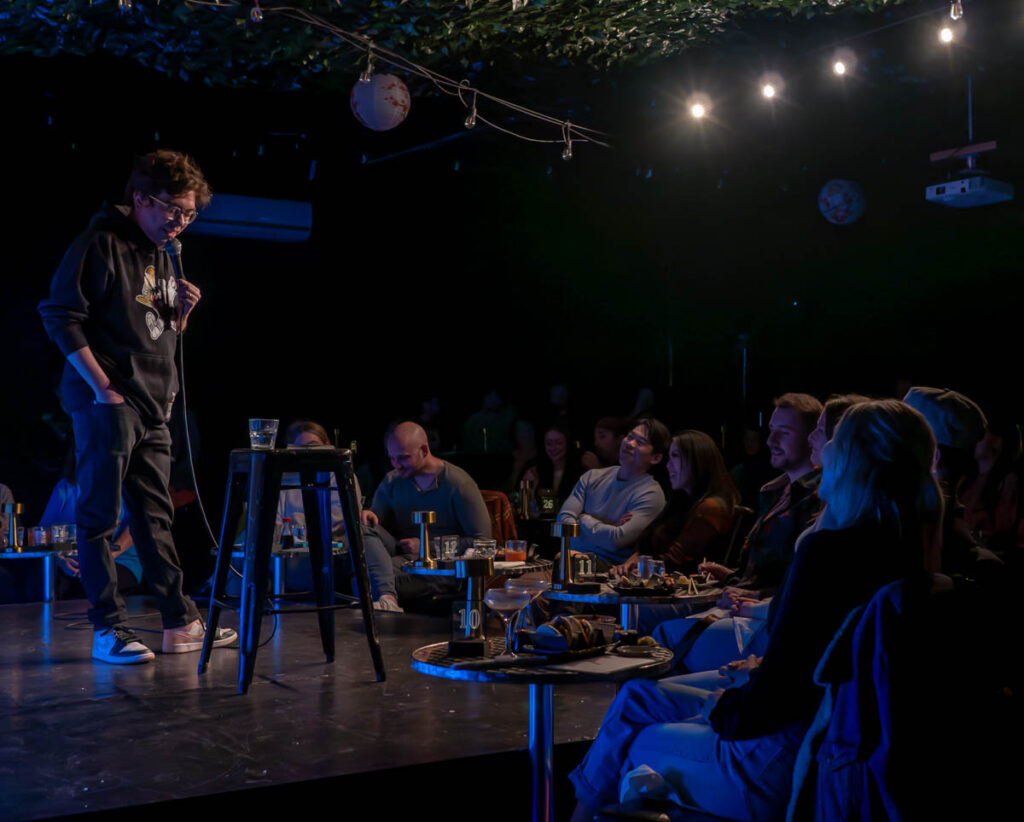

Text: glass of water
xmin=249 ymin=418 xmax=279 ymax=450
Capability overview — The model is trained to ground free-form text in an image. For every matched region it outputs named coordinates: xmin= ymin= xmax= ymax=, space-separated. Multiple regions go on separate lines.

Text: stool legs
xmin=301 ymin=473 xmax=335 ymax=663
xmin=237 ymin=456 xmax=280 ymax=694
xmin=200 ymin=467 xmax=248 ymax=675
xmin=335 ymin=462 xmax=386 ymax=682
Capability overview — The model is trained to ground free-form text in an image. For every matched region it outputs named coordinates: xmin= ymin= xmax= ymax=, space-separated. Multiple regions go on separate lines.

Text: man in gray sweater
xmin=360 ymin=422 xmax=491 ymax=608
xmin=557 ymin=418 xmax=669 ymax=568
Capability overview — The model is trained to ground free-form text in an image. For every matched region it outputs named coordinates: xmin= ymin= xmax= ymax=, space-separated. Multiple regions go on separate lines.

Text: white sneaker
xmin=373 ymin=595 xmax=404 ymax=613
xmin=162 ymin=619 xmax=238 ymax=654
xmin=92 ymin=627 xmax=156 ymax=664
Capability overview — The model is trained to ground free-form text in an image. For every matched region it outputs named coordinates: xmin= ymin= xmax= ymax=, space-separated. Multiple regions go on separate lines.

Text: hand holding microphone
xmin=165 ymin=239 xmax=202 ymax=331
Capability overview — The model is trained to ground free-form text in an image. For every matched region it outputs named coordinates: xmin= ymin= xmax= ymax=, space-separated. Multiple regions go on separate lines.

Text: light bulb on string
xmin=831 ymin=47 xmax=856 ymax=77
xmin=758 ymin=72 xmax=784 ymax=102
xmin=691 ymin=103 xmax=706 ymax=118
xmin=939 ymin=26 xmax=954 ymax=43
xmin=359 ymin=50 xmax=374 ymax=83
xmin=949 ymin=0 xmax=963 ymax=21
xmin=118 ymin=0 xmax=133 ymax=15
xmin=562 ymin=122 xmax=573 ymax=161
xmin=464 ymin=91 xmax=478 ymax=128
xmin=249 ymin=2 xmax=263 ymax=24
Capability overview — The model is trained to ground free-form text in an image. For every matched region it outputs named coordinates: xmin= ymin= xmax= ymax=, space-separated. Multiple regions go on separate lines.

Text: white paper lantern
xmin=818 ymin=179 xmax=865 ymax=225
xmin=350 ymin=74 xmax=411 ymax=132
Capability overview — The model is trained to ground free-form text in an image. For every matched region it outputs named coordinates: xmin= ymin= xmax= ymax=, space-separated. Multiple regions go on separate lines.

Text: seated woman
xmin=569 ymin=400 xmax=942 ymax=821
xmin=520 ymin=421 xmax=583 ymax=513
xmin=275 ymin=420 xmax=401 ymax=612
xmin=614 ymin=429 xmax=738 ymax=577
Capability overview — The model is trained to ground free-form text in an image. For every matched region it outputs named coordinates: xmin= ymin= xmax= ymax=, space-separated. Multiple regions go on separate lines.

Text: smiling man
xmin=557 ymin=417 xmax=670 ymax=568
xmin=38 ymin=150 xmax=235 ymax=664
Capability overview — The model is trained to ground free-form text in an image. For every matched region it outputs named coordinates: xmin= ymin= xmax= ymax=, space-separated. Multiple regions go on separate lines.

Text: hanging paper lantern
xmin=350 ymin=74 xmax=411 ymax=132
xmin=818 ymin=179 xmax=866 ymax=225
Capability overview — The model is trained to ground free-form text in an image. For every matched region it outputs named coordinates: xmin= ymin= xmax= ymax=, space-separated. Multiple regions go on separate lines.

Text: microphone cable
xmin=166 ymin=240 xmax=242 ymax=587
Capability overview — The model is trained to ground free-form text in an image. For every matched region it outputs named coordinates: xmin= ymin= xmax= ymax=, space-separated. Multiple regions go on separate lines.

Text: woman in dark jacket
xmin=614 ymin=429 xmax=740 ymax=576
xmin=569 ymin=400 xmax=943 ymax=821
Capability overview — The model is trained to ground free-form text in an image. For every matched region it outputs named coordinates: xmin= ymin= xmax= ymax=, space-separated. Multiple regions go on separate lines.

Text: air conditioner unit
xmin=189 ymin=193 xmax=312 ymax=242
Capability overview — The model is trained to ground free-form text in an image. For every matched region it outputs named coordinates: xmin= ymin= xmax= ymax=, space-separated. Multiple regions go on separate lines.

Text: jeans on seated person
xmin=570 ymin=669 xmax=804 ymax=820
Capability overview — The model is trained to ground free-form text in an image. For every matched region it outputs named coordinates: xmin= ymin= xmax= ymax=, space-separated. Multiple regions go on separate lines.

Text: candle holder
xmin=413 ymin=510 xmax=437 ymax=569
xmin=550 ymin=520 xmax=579 ymax=590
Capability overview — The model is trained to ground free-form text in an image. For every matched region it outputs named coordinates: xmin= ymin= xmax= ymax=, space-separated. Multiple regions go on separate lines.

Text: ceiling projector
xmin=926 ymin=139 xmax=1014 ymax=208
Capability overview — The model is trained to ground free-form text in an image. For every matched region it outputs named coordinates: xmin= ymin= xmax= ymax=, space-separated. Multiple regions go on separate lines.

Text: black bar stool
xmin=199 ymin=447 xmax=386 ymax=693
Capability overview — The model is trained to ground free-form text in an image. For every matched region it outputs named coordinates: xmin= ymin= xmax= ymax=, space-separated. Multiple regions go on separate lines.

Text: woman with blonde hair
xmin=569 ymin=400 xmax=942 ymax=822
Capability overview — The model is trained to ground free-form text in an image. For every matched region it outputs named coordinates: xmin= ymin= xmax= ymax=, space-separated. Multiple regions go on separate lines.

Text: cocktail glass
xmin=505 ymin=576 xmax=550 ymax=632
xmin=484 ymin=588 xmax=532 ymax=658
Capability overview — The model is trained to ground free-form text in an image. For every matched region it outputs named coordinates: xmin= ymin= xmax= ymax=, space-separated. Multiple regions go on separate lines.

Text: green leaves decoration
xmin=0 ymin=1 xmax=909 ymax=91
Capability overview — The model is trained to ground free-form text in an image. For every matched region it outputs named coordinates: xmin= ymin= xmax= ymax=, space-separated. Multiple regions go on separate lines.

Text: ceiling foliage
xmin=2 ymin=1 xmax=909 ymax=91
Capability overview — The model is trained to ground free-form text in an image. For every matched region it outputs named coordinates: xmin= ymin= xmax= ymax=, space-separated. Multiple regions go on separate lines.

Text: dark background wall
xmin=2 ymin=0 xmax=1022 ymax=519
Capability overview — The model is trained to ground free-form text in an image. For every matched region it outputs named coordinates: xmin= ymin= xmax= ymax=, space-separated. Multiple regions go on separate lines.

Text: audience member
xmin=613 ymin=430 xmax=739 ymax=576
xmin=361 ymin=422 xmax=491 ymax=610
xmin=520 ymin=421 xmax=583 ymax=509
xmin=580 ymin=416 xmax=628 ymax=471
xmin=556 ymin=418 xmax=669 ymax=569
xmin=277 ymin=420 xmax=400 ymax=612
xmin=902 ymin=386 xmax=1002 ymax=579
xmin=960 ymin=415 xmax=1020 ymax=553
xmin=568 ymin=400 xmax=942 ymax=822
xmin=39 ymin=448 xmax=144 ymax=598
xmin=651 ymin=393 xmax=823 ymax=670
xmin=0 ymin=482 xmax=13 ymax=541
xmin=702 ymin=393 xmax=823 ymax=595
xmin=462 ymin=389 xmax=516 ymax=454
xmin=808 ymin=393 xmax=872 ymax=469
xmin=728 ymin=421 xmax=775 ymax=509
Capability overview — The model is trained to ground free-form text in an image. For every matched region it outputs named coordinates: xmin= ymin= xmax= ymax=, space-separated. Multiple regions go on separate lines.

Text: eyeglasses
xmin=147 ymin=194 xmax=199 ymax=226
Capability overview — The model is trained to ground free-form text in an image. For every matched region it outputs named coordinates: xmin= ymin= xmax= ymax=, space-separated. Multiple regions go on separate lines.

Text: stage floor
xmin=1 ymin=596 xmax=616 ymax=821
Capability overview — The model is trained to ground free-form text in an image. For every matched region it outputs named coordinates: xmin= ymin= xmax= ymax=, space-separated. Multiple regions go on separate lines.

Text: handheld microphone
xmin=165 ymin=238 xmax=184 ymax=281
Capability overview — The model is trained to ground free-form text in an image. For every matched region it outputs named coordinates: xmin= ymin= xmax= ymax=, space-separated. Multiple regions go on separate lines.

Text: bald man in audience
xmin=361 ymin=423 xmax=491 ymax=605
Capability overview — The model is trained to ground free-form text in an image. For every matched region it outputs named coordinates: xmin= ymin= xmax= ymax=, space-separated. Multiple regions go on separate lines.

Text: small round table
xmin=411 ymin=640 xmax=672 ymax=822
xmin=544 ymin=584 xmax=720 ymax=631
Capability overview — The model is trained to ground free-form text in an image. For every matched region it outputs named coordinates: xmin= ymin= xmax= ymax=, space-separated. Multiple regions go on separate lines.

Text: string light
xmin=118 ymin=0 xmax=133 ymax=14
xmin=939 ymin=26 xmax=954 ymax=43
xmin=464 ymin=90 xmax=477 ymax=129
xmin=833 ymin=61 xmax=846 ymax=75
xmin=359 ymin=49 xmax=374 ymax=83
xmin=762 ymin=84 xmax=776 ymax=99
xmin=691 ymin=103 xmax=706 ymax=118
xmin=759 ymin=72 xmax=784 ymax=101
xmin=562 ymin=122 xmax=573 ymax=160
xmin=249 ymin=2 xmax=263 ymax=24
xmin=949 ymin=1 xmax=964 ymax=21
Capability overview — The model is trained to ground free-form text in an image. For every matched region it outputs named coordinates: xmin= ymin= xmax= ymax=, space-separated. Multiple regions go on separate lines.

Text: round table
xmin=411 ymin=639 xmax=672 ymax=822
xmin=544 ymin=584 xmax=720 ymax=631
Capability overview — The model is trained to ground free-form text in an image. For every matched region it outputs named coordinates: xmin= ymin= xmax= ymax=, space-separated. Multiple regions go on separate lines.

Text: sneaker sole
xmin=92 ymin=649 xmax=156 ymax=664
xmin=162 ymin=631 xmax=238 ymax=654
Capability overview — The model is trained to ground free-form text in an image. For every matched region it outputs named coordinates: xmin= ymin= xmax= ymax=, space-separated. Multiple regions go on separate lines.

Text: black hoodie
xmin=39 ymin=204 xmax=181 ymax=425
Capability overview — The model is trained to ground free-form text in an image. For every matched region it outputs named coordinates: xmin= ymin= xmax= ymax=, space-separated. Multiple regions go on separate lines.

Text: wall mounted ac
xmin=189 ymin=193 xmax=312 ymax=242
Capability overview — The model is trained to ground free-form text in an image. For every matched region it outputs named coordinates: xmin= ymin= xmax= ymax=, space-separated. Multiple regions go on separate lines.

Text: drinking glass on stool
xmin=249 ymin=418 xmax=279 ymax=450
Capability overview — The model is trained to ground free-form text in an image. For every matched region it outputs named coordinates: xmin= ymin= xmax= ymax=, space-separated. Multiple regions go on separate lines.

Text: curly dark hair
xmin=123 ymin=150 xmax=212 ymax=208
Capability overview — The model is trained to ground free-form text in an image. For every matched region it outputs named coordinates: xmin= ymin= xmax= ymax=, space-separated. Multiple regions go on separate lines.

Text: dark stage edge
xmin=0 ymin=596 xmax=616 ymax=821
